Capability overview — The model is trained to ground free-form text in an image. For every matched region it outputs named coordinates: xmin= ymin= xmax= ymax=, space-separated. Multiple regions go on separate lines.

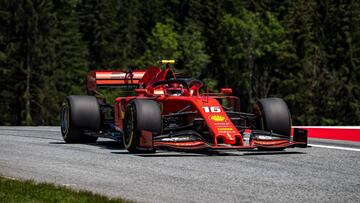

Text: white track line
xmin=309 ymin=144 xmax=360 ymax=152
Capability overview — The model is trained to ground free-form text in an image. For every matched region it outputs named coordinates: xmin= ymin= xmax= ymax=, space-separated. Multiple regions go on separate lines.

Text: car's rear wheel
xmin=123 ymin=100 xmax=161 ymax=153
xmin=60 ymin=96 xmax=100 ymax=143
xmin=253 ymin=98 xmax=291 ymax=137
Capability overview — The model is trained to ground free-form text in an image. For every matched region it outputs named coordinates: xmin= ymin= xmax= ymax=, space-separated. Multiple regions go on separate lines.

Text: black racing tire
xmin=123 ymin=100 xmax=161 ymax=153
xmin=60 ymin=95 xmax=100 ymax=143
xmin=253 ymin=98 xmax=291 ymax=137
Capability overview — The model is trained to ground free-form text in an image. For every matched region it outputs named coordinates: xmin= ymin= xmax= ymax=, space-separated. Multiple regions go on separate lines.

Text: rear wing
xmin=86 ymin=70 xmax=146 ymax=94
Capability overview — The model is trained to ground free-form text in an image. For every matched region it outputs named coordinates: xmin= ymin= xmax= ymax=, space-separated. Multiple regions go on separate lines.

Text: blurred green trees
xmin=0 ymin=0 xmax=359 ymax=126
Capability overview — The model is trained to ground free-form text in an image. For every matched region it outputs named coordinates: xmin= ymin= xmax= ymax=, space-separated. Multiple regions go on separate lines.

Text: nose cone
xmin=219 ymin=133 xmax=237 ymax=145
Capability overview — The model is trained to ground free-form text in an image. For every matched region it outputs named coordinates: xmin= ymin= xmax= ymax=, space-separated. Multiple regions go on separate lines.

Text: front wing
xmin=139 ymin=128 xmax=308 ymax=152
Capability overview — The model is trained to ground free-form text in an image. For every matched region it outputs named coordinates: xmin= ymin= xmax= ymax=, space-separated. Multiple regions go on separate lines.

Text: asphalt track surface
xmin=0 ymin=127 xmax=359 ymax=203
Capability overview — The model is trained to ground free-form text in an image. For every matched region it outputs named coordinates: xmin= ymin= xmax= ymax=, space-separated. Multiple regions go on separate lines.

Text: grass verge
xmin=0 ymin=176 xmax=134 ymax=203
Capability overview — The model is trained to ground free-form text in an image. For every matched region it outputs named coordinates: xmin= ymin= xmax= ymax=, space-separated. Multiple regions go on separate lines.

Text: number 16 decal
xmin=202 ymin=106 xmax=221 ymax=113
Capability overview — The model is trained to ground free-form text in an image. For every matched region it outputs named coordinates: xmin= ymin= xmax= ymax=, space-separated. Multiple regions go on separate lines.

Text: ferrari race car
xmin=60 ymin=60 xmax=307 ymax=153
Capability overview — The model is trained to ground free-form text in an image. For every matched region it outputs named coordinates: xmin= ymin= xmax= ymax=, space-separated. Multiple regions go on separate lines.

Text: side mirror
xmin=220 ymin=88 xmax=232 ymax=95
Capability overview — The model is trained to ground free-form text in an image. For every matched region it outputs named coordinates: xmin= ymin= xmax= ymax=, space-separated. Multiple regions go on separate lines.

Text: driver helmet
xmin=166 ymin=83 xmax=183 ymax=96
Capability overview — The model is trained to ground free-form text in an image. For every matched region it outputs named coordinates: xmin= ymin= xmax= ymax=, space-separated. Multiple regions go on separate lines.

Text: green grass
xmin=0 ymin=176 xmax=134 ymax=203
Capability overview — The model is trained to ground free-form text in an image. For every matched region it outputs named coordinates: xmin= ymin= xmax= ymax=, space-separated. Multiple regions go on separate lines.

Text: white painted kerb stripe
xmin=309 ymin=144 xmax=360 ymax=152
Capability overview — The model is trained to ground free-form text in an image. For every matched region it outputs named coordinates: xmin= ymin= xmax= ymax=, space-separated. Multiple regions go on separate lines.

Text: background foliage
xmin=0 ymin=0 xmax=359 ymax=126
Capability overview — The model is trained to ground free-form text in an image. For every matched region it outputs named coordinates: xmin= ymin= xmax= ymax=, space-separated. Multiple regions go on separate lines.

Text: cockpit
xmin=151 ymin=78 xmax=203 ymax=96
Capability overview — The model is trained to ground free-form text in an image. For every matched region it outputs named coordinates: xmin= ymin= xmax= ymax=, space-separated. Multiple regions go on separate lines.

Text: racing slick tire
xmin=60 ymin=95 xmax=100 ymax=143
xmin=253 ymin=98 xmax=291 ymax=137
xmin=123 ymin=100 xmax=161 ymax=153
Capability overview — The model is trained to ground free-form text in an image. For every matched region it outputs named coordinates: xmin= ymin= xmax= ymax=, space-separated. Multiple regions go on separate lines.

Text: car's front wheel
xmin=123 ymin=100 xmax=161 ymax=153
xmin=253 ymin=97 xmax=291 ymax=137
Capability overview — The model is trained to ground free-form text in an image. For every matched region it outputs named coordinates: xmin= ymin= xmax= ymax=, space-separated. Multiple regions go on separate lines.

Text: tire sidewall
xmin=60 ymin=101 xmax=70 ymax=139
xmin=123 ymin=101 xmax=138 ymax=151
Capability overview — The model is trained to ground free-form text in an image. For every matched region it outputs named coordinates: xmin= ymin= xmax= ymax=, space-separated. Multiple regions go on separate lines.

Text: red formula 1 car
xmin=60 ymin=61 xmax=307 ymax=153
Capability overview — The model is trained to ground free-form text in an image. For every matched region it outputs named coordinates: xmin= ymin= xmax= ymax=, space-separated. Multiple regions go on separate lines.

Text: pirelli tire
xmin=60 ymin=95 xmax=100 ymax=143
xmin=253 ymin=98 xmax=291 ymax=137
xmin=123 ymin=100 xmax=161 ymax=153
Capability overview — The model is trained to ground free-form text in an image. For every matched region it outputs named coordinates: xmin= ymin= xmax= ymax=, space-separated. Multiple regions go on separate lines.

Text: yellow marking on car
xmin=160 ymin=59 xmax=176 ymax=64
xmin=210 ymin=115 xmax=225 ymax=122
xmin=217 ymin=128 xmax=233 ymax=131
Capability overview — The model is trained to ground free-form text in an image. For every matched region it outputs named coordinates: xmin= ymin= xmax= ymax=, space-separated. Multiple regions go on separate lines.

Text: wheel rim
xmin=61 ymin=103 xmax=69 ymax=136
xmin=123 ymin=105 xmax=135 ymax=149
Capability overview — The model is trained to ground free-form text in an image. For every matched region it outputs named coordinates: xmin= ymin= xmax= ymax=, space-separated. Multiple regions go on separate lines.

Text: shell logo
xmin=210 ymin=115 xmax=225 ymax=122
